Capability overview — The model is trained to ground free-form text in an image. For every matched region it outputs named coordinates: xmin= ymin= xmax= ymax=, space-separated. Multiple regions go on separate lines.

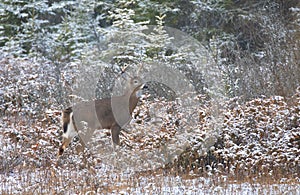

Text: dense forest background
xmin=0 ymin=0 xmax=299 ymax=193
xmin=1 ymin=0 xmax=299 ymax=103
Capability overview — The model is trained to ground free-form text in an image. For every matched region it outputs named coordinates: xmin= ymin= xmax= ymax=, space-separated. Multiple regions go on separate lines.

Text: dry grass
xmin=0 ymin=65 xmax=299 ymax=194
xmin=0 ymin=162 xmax=299 ymax=194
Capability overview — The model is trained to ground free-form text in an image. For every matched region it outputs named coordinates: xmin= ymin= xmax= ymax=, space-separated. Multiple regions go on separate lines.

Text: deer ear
xmin=120 ymin=65 xmax=133 ymax=79
xmin=120 ymin=64 xmax=129 ymax=74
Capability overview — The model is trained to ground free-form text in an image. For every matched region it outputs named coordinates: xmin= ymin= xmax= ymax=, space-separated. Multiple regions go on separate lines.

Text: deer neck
xmin=127 ymin=87 xmax=140 ymax=114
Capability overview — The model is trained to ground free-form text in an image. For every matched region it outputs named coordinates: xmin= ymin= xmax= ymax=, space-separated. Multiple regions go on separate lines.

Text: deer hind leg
xmin=58 ymin=112 xmax=78 ymax=155
xmin=76 ymin=126 xmax=94 ymax=154
xmin=111 ymin=123 xmax=121 ymax=146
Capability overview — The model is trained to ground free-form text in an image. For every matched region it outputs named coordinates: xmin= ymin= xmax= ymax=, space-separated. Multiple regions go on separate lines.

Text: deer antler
xmin=137 ymin=63 xmax=143 ymax=75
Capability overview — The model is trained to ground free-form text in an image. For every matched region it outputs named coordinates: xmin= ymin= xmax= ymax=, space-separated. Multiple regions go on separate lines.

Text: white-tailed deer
xmin=58 ymin=74 xmax=144 ymax=155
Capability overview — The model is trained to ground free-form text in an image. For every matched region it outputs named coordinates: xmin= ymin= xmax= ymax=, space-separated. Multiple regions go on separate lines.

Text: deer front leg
xmin=58 ymin=137 xmax=72 ymax=155
xmin=111 ymin=123 xmax=121 ymax=146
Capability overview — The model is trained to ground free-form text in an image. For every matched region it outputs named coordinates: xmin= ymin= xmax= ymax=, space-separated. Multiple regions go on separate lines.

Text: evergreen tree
xmin=97 ymin=0 xmax=149 ymax=66
xmin=0 ymin=0 xmax=51 ymax=57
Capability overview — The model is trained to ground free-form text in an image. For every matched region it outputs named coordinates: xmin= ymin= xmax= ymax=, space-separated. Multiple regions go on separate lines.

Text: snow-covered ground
xmin=0 ymin=59 xmax=299 ymax=194
xmin=1 ymin=167 xmax=299 ymax=194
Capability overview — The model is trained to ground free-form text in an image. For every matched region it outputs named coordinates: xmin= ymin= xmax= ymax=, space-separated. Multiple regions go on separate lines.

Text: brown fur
xmin=58 ymin=77 xmax=143 ymax=155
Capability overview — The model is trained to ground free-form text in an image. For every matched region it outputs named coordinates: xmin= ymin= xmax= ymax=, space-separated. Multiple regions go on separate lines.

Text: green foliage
xmin=0 ymin=0 xmax=51 ymax=56
xmin=145 ymin=14 xmax=173 ymax=59
xmin=53 ymin=0 xmax=98 ymax=61
xmin=0 ymin=0 xmax=25 ymax=46
xmin=0 ymin=0 xmax=299 ymax=99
